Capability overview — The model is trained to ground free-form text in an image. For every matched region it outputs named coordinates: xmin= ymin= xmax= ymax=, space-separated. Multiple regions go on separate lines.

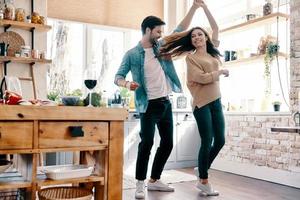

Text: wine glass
xmin=84 ymin=68 xmax=98 ymax=107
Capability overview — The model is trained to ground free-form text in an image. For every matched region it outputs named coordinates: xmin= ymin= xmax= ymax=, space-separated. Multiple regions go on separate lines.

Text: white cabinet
xmin=124 ymin=111 xmax=200 ymax=170
xmin=176 ymin=113 xmax=200 ymax=161
xmin=123 ymin=113 xmax=157 ymax=174
xmin=124 ymin=113 xmax=141 ymax=172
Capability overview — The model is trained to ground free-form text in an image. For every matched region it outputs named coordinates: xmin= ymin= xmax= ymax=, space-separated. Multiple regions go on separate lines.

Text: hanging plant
xmin=263 ymin=42 xmax=279 ymax=95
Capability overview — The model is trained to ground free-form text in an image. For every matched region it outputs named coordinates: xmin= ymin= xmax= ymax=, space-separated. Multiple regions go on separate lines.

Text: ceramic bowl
xmin=61 ymin=96 xmax=80 ymax=106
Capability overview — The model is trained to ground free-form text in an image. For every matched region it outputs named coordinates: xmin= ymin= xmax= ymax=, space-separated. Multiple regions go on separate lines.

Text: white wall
xmin=0 ymin=0 xmax=48 ymax=99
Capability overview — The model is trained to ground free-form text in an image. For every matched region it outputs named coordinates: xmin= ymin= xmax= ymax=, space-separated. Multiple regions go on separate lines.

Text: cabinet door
xmin=124 ymin=120 xmax=141 ymax=171
xmin=176 ymin=113 xmax=200 ymax=161
xmin=123 ymin=113 xmax=158 ymax=173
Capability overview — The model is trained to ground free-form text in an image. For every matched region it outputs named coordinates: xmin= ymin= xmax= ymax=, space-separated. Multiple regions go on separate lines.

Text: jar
xmin=20 ymin=45 xmax=31 ymax=58
xmin=38 ymin=16 xmax=45 ymax=25
xmin=263 ymin=0 xmax=273 ymax=16
xmin=31 ymin=11 xmax=39 ymax=24
xmin=39 ymin=50 xmax=46 ymax=59
xmin=15 ymin=8 xmax=25 ymax=22
xmin=4 ymin=0 xmax=15 ymax=20
xmin=31 ymin=49 xmax=39 ymax=59
xmin=177 ymin=95 xmax=187 ymax=109
xmin=0 ymin=8 xmax=4 ymax=20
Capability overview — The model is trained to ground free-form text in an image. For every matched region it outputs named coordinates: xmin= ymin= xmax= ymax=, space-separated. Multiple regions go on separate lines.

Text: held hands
xmin=125 ymin=81 xmax=139 ymax=91
xmin=219 ymin=69 xmax=229 ymax=77
xmin=198 ymin=0 xmax=207 ymax=8
xmin=192 ymin=0 xmax=204 ymax=10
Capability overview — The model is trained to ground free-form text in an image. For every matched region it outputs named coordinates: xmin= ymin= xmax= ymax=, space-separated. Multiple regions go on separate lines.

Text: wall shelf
xmin=223 ymin=52 xmax=288 ymax=67
xmin=0 ymin=171 xmax=31 ymax=190
xmin=0 ymin=19 xmax=51 ymax=32
xmin=220 ymin=12 xmax=289 ymax=34
xmin=37 ymin=176 xmax=104 ymax=187
xmin=0 ymin=56 xmax=52 ymax=64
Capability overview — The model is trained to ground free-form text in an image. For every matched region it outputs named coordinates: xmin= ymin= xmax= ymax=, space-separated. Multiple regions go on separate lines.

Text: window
xmin=47 ymin=20 xmax=85 ymax=95
xmin=47 ymin=19 xmax=140 ymax=97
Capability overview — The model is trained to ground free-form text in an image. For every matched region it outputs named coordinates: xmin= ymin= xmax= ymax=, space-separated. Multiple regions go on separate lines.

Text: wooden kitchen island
xmin=0 ymin=105 xmax=128 ymax=200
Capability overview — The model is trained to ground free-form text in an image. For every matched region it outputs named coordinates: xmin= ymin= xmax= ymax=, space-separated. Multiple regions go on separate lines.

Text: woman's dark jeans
xmin=193 ymin=98 xmax=225 ymax=179
xmin=136 ymin=98 xmax=173 ymax=180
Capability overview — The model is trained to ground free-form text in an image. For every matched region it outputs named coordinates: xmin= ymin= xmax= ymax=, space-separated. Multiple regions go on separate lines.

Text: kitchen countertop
xmin=128 ymin=109 xmax=291 ymax=115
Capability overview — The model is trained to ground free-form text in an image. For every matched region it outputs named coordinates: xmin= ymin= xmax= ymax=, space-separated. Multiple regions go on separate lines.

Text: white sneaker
xmin=147 ymin=180 xmax=175 ymax=192
xmin=135 ymin=180 xmax=145 ymax=199
xmin=196 ymin=182 xmax=219 ymax=196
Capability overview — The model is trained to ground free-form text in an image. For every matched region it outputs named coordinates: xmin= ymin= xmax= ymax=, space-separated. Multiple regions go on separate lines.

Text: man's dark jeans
xmin=193 ymin=98 xmax=225 ymax=179
xmin=136 ymin=98 xmax=173 ymax=180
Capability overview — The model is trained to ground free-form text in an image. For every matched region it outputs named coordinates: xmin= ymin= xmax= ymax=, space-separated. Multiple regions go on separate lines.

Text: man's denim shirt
xmin=114 ymin=27 xmax=183 ymax=113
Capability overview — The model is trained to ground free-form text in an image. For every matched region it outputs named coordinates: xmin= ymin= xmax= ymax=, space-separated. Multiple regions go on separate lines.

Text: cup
xmin=224 ymin=50 xmax=230 ymax=62
xmin=32 ymin=49 xmax=39 ymax=59
xmin=230 ymin=51 xmax=237 ymax=60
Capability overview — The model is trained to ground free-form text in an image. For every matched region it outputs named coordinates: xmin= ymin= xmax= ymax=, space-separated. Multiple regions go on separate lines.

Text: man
xmin=114 ymin=1 xmax=202 ymax=198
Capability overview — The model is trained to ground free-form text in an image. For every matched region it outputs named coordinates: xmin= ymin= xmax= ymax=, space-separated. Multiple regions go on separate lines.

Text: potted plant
xmin=264 ymin=42 xmax=279 ymax=95
xmin=272 ymin=101 xmax=281 ymax=112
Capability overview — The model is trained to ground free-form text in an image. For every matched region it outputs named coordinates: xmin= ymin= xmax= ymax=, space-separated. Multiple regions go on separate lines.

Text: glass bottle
xmin=263 ymin=0 xmax=273 ymax=16
xmin=101 ymin=90 xmax=108 ymax=107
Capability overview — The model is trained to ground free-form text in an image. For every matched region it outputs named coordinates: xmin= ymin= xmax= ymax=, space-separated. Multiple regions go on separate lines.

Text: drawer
xmin=38 ymin=122 xmax=109 ymax=148
xmin=0 ymin=122 xmax=33 ymax=149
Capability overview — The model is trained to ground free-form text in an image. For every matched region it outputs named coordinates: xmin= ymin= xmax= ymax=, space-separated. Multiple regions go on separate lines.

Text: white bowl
xmin=40 ymin=164 xmax=94 ymax=180
xmin=0 ymin=160 xmax=13 ymax=174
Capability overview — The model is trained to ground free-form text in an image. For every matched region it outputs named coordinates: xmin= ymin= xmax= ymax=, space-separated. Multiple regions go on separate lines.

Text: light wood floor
xmin=122 ymin=168 xmax=300 ymax=200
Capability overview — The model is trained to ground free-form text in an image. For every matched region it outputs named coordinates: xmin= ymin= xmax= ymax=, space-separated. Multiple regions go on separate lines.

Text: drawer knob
xmin=69 ymin=126 xmax=84 ymax=137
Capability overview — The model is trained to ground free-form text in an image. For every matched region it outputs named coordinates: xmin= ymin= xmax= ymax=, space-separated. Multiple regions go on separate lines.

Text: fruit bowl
xmin=0 ymin=160 xmax=13 ymax=174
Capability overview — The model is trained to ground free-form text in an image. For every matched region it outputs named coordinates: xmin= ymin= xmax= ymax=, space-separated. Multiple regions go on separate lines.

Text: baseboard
xmin=211 ymin=158 xmax=300 ymax=189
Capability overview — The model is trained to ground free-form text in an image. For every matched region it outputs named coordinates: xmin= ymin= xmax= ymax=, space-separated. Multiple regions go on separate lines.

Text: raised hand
xmin=199 ymin=1 xmax=207 ymax=8
xmin=192 ymin=0 xmax=203 ymax=10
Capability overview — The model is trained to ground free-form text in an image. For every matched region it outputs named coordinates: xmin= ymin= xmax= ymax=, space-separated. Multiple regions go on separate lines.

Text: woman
xmin=159 ymin=1 xmax=229 ymax=196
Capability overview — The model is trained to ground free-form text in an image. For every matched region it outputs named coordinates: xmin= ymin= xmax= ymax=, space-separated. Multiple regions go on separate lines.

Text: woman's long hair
xmin=159 ymin=27 xmax=222 ymax=58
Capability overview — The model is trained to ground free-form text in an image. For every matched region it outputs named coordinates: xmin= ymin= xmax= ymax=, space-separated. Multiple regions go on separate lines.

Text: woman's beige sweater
xmin=185 ymin=53 xmax=221 ymax=109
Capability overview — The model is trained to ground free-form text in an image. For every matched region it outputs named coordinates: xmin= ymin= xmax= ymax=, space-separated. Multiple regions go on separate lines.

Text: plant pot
xmin=273 ymin=104 xmax=280 ymax=112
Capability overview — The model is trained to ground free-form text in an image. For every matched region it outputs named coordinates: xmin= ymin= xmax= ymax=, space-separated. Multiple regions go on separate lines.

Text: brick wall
xmin=290 ymin=0 xmax=300 ymax=112
xmin=219 ymin=113 xmax=300 ymax=172
xmin=217 ymin=0 xmax=300 ymax=175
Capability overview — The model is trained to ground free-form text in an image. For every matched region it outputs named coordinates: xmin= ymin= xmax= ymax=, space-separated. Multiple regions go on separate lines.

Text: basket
xmin=38 ymin=187 xmax=93 ymax=200
xmin=0 ymin=189 xmax=25 ymax=200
